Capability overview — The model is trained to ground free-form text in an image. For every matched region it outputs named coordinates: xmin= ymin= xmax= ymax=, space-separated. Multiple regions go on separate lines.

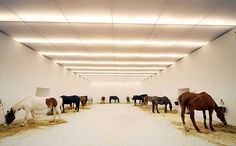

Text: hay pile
xmin=0 ymin=119 xmax=67 ymax=139
xmin=136 ymin=104 xmax=236 ymax=146
xmin=137 ymin=104 xmax=178 ymax=114
xmin=172 ymin=121 xmax=236 ymax=146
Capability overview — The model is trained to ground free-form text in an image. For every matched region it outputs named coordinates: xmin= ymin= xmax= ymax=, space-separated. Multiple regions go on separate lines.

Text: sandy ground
xmin=0 ymin=104 xmax=229 ymax=146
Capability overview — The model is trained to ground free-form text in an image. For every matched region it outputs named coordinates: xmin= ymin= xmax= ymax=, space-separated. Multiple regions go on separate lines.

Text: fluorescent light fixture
xmin=1 ymin=14 xmax=235 ymax=26
xmin=72 ymin=70 xmax=158 ymax=74
xmin=54 ymin=60 xmax=175 ymax=65
xmin=66 ymin=66 xmax=165 ymax=70
xmin=77 ymin=73 xmax=152 ymax=76
xmin=39 ymin=52 xmax=188 ymax=58
xmin=14 ymin=38 xmax=208 ymax=47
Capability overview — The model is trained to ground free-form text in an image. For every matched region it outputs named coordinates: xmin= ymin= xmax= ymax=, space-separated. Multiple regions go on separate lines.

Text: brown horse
xmin=80 ymin=96 xmax=88 ymax=108
xmin=101 ymin=96 xmax=105 ymax=103
xmin=144 ymin=96 xmax=154 ymax=105
xmin=126 ymin=97 xmax=130 ymax=103
xmin=178 ymin=92 xmax=227 ymax=132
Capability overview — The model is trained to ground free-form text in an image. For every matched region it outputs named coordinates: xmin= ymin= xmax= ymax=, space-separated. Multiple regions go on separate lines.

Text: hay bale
xmin=0 ymin=119 xmax=67 ymax=139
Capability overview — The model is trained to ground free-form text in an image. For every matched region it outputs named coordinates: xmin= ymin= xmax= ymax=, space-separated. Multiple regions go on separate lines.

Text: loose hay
xmin=136 ymin=104 xmax=236 ymax=146
xmin=0 ymin=119 xmax=67 ymax=139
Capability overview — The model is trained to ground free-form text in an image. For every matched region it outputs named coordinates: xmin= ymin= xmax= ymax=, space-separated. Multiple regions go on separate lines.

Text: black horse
xmin=61 ymin=95 xmax=80 ymax=113
xmin=132 ymin=94 xmax=148 ymax=105
xmin=152 ymin=96 xmax=172 ymax=113
xmin=109 ymin=96 xmax=120 ymax=103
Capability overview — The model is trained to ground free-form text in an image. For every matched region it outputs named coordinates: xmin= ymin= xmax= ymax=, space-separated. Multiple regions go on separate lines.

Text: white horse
xmin=5 ymin=96 xmax=62 ymax=125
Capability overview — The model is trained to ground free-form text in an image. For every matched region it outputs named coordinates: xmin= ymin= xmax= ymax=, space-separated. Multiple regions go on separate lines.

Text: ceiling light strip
xmin=1 ymin=17 xmax=235 ymax=26
xmin=72 ymin=70 xmax=158 ymax=74
xmin=14 ymin=38 xmax=208 ymax=46
xmin=66 ymin=66 xmax=165 ymax=70
xmin=55 ymin=60 xmax=174 ymax=65
xmin=39 ymin=52 xmax=188 ymax=58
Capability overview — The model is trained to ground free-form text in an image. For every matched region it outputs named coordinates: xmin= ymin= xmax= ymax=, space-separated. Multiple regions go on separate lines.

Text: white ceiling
xmin=0 ymin=0 xmax=235 ymax=82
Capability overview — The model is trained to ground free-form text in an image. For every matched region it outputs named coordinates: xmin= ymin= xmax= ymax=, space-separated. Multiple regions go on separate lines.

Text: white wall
xmin=89 ymin=81 xmax=143 ymax=102
xmin=143 ymin=28 xmax=236 ymax=125
xmin=0 ymin=32 xmax=90 ymax=122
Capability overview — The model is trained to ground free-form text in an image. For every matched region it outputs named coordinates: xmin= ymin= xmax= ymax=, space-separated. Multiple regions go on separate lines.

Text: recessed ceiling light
xmin=54 ymin=60 xmax=175 ymax=65
xmin=14 ymin=38 xmax=208 ymax=47
xmin=72 ymin=70 xmax=158 ymax=74
xmin=1 ymin=15 xmax=235 ymax=26
xmin=39 ymin=52 xmax=188 ymax=58
xmin=66 ymin=66 xmax=165 ymax=70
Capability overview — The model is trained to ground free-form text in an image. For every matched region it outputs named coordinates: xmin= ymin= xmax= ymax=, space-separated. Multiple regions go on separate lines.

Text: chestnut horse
xmin=80 ymin=96 xmax=88 ymax=108
xmin=178 ymin=92 xmax=227 ymax=132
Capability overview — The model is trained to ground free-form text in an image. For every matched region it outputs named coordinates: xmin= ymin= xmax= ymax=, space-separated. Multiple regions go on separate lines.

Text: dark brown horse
xmin=80 ymin=96 xmax=88 ymax=108
xmin=101 ymin=96 xmax=105 ymax=103
xmin=178 ymin=92 xmax=227 ymax=132
xmin=126 ymin=97 xmax=130 ymax=103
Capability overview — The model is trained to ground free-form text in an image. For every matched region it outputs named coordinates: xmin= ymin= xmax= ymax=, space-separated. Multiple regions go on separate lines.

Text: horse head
xmin=5 ymin=107 xmax=16 ymax=125
xmin=216 ymin=107 xmax=227 ymax=126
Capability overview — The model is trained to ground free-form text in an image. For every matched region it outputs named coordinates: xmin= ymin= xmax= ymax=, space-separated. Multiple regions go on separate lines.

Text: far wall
xmin=143 ymin=28 xmax=236 ymax=125
xmin=89 ymin=81 xmax=143 ymax=102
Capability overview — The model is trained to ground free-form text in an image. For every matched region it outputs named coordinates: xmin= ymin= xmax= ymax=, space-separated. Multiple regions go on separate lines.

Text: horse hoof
xmin=197 ymin=130 xmax=202 ymax=133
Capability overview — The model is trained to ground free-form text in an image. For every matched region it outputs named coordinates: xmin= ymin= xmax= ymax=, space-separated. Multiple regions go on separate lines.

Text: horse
xmin=5 ymin=96 xmax=62 ymax=125
xmin=126 ymin=97 xmax=130 ymax=103
xmin=132 ymin=94 xmax=148 ymax=105
xmin=152 ymin=96 xmax=172 ymax=113
xmin=178 ymin=92 xmax=227 ymax=132
xmin=101 ymin=96 xmax=105 ymax=103
xmin=88 ymin=96 xmax=93 ymax=104
xmin=109 ymin=96 xmax=120 ymax=103
xmin=60 ymin=95 xmax=80 ymax=113
xmin=80 ymin=96 xmax=88 ymax=108
xmin=144 ymin=96 xmax=154 ymax=105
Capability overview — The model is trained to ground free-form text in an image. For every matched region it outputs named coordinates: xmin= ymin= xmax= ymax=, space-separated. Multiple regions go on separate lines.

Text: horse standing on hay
xmin=178 ymin=92 xmax=227 ymax=132
xmin=5 ymin=96 xmax=62 ymax=125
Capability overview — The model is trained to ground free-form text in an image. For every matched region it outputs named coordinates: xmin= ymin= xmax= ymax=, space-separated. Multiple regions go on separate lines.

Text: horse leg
xmin=180 ymin=106 xmax=189 ymax=132
xmin=31 ymin=110 xmax=35 ymax=120
xmin=56 ymin=106 xmax=61 ymax=119
xmin=51 ymin=107 xmax=56 ymax=122
xmin=62 ymin=103 xmax=65 ymax=113
xmin=164 ymin=104 xmax=167 ymax=113
xmin=189 ymin=109 xmax=200 ymax=132
xmin=209 ymin=109 xmax=215 ymax=131
xmin=134 ymin=99 xmax=136 ymax=106
xmin=23 ymin=109 xmax=30 ymax=125
xmin=152 ymin=101 xmax=155 ymax=113
xmin=156 ymin=104 xmax=160 ymax=113
xmin=202 ymin=110 xmax=208 ymax=129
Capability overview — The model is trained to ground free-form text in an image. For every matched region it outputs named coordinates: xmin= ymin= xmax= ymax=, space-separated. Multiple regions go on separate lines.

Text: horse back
xmin=178 ymin=92 xmax=217 ymax=110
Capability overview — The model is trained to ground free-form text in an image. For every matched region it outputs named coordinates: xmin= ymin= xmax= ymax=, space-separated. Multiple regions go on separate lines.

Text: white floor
xmin=0 ymin=104 xmax=216 ymax=146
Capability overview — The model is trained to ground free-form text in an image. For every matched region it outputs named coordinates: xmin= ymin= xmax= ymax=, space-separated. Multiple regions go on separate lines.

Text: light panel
xmin=77 ymin=73 xmax=152 ymax=76
xmin=54 ymin=60 xmax=175 ymax=65
xmin=66 ymin=66 xmax=165 ymax=70
xmin=39 ymin=52 xmax=188 ymax=58
xmin=14 ymin=38 xmax=208 ymax=47
xmin=72 ymin=70 xmax=158 ymax=74
xmin=0 ymin=15 xmax=235 ymax=26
